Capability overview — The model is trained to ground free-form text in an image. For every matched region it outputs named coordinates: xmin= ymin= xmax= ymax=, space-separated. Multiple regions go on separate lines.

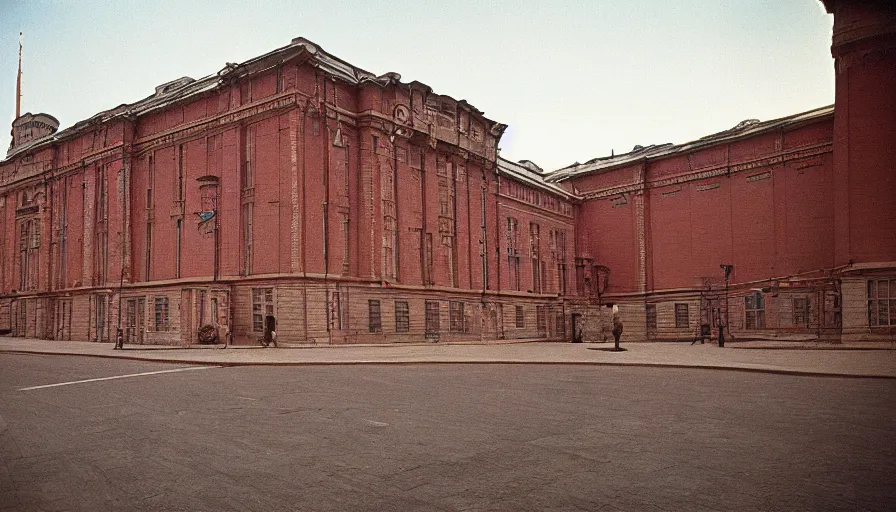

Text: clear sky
xmin=1 ymin=0 xmax=834 ymax=172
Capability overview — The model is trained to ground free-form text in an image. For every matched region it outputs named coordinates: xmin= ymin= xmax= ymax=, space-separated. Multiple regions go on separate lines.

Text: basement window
xmin=425 ymin=301 xmax=440 ymax=337
xmin=745 ymin=292 xmax=766 ymax=329
xmin=368 ymin=300 xmax=382 ymax=333
xmin=449 ymin=301 xmax=465 ymax=333
xmin=868 ymin=279 xmax=896 ymax=327
xmin=154 ymin=296 xmax=170 ymax=332
xmin=674 ymin=304 xmax=689 ymax=329
xmin=395 ymin=301 xmax=409 ymax=333
xmin=252 ymin=288 xmax=274 ymax=332
xmin=793 ymin=297 xmax=810 ymax=327
xmin=646 ymin=304 xmax=657 ymax=331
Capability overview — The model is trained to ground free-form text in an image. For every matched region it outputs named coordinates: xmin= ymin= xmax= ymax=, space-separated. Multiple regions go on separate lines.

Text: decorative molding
xmin=695 ymin=182 xmax=720 ymax=192
xmin=660 ymin=188 xmax=682 ymax=197
xmin=132 ymin=92 xmax=299 ymax=156
xmin=581 ymin=143 xmax=831 ymax=200
xmin=746 ymin=171 xmax=771 ymax=182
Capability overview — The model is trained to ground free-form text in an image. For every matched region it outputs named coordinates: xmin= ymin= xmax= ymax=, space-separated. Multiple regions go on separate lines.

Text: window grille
xmin=793 ymin=297 xmax=810 ymax=326
xmin=745 ymin=292 xmax=765 ymax=329
xmin=868 ymin=279 xmax=896 ymax=327
xmin=368 ymin=300 xmax=382 ymax=333
xmin=154 ymin=296 xmax=169 ymax=332
xmin=449 ymin=301 xmax=465 ymax=333
xmin=252 ymin=288 xmax=274 ymax=332
xmin=395 ymin=301 xmax=410 ymax=333
xmin=425 ymin=301 xmax=440 ymax=338
xmin=674 ymin=303 xmax=689 ymax=329
xmin=646 ymin=304 xmax=658 ymax=331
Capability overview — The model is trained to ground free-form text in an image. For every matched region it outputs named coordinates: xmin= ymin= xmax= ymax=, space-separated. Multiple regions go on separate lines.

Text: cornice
xmin=581 ymin=142 xmax=832 ymax=200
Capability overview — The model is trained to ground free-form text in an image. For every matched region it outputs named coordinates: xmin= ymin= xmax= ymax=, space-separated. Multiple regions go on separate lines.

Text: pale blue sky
xmin=1 ymin=0 xmax=834 ymax=171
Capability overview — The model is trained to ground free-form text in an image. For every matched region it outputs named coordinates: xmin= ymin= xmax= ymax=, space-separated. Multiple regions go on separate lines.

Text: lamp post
xmin=719 ymin=264 xmax=733 ymax=347
xmin=197 ymin=176 xmax=220 ymax=345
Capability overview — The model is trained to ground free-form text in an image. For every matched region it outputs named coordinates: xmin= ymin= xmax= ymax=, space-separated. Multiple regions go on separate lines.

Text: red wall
xmin=573 ymin=120 xmax=837 ymax=293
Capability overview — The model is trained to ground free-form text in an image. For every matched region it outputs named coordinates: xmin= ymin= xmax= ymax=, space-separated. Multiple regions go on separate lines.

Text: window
xmin=536 ymin=306 xmax=547 ymax=334
xmin=674 ymin=303 xmax=689 ymax=329
xmin=424 ymin=233 xmax=434 ymax=285
xmin=146 ymin=154 xmax=154 ymax=281
xmin=530 ymin=222 xmax=541 ymax=293
xmin=197 ymin=290 xmax=207 ymax=326
xmin=506 ymin=217 xmax=520 ymax=291
xmin=515 ymin=306 xmax=525 ymax=328
xmin=125 ymin=299 xmax=136 ymax=341
xmin=556 ymin=230 xmax=568 ymax=295
xmin=368 ymin=300 xmax=382 ymax=333
xmin=793 ymin=297 xmax=810 ymax=326
xmin=646 ymin=304 xmax=657 ymax=331
xmin=395 ymin=301 xmax=409 ymax=333
xmin=177 ymin=144 xmax=185 ymax=202
xmin=745 ymin=292 xmax=766 ymax=329
xmin=154 ymin=296 xmax=169 ymax=332
xmin=94 ymin=294 xmax=108 ymax=342
xmin=409 ymin=146 xmax=422 ymax=169
xmin=18 ymin=218 xmax=40 ymax=291
xmin=252 ymin=288 xmax=274 ymax=332
xmin=242 ymin=126 xmax=254 ymax=190
xmin=425 ymin=301 xmax=440 ymax=338
xmin=449 ymin=301 xmax=465 ymax=333
xmin=868 ymin=279 xmax=896 ymax=327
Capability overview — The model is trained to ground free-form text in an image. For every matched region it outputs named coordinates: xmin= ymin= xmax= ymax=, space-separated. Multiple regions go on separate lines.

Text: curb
xmin=2 ymin=348 xmax=893 ymax=380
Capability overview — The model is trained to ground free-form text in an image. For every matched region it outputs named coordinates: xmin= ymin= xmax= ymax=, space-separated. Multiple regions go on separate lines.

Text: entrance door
xmin=571 ymin=313 xmax=582 ymax=343
xmin=125 ymin=298 xmax=146 ymax=345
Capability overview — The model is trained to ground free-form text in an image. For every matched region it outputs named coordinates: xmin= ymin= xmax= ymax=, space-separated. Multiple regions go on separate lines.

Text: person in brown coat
xmin=611 ymin=305 xmax=623 ymax=350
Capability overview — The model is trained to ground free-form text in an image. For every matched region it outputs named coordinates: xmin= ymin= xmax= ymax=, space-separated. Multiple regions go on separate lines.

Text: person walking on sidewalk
xmin=261 ymin=315 xmax=278 ymax=347
xmin=611 ymin=305 xmax=624 ymax=351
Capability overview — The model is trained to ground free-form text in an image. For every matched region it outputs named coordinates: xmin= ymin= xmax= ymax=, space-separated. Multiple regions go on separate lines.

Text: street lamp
xmin=719 ymin=264 xmax=733 ymax=347
xmin=197 ymin=175 xmax=220 ymax=346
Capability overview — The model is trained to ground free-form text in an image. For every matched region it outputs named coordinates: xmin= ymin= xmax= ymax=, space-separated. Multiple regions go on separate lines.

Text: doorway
xmin=571 ymin=313 xmax=583 ymax=343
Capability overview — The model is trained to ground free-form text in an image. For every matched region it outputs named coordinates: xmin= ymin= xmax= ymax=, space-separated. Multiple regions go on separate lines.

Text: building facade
xmin=1 ymin=1 xmax=894 ymax=345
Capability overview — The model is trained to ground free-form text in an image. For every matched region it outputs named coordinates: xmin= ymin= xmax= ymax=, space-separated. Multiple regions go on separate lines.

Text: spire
xmin=16 ymin=32 xmax=23 ymax=120
xmin=10 ymin=32 xmax=22 ymax=147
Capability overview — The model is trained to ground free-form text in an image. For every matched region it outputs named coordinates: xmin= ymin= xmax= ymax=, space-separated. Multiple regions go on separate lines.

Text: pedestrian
xmin=611 ymin=305 xmax=623 ymax=350
xmin=263 ymin=315 xmax=278 ymax=347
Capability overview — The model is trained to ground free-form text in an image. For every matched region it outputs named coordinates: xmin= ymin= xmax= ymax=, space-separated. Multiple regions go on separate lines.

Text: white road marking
xmin=365 ymin=420 xmax=389 ymax=427
xmin=19 ymin=366 xmax=221 ymax=391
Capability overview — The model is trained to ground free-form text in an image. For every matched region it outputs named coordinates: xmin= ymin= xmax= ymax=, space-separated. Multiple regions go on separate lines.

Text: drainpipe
xmin=322 ymin=78 xmax=330 ymax=278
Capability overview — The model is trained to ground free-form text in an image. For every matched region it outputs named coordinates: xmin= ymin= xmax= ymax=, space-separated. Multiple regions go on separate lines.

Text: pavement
xmin=4 ymin=356 xmax=895 ymax=511
xmin=1 ymin=336 xmax=894 ymax=378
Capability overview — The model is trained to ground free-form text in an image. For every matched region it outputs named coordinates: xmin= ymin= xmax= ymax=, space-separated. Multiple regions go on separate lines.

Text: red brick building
xmin=1 ymin=1 xmax=893 ymax=345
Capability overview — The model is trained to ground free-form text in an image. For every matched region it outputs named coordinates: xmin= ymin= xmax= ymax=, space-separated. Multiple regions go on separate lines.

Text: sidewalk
xmin=0 ymin=337 xmax=894 ymax=378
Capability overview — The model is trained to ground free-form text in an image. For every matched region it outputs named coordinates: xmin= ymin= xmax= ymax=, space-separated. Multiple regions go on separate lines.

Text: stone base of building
xmin=0 ymin=279 xmax=573 ymax=346
xmin=2 ymin=267 xmax=893 ymax=345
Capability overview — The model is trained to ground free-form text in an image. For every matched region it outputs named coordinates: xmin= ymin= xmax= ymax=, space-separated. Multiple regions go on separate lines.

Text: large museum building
xmin=1 ymin=0 xmax=894 ymax=345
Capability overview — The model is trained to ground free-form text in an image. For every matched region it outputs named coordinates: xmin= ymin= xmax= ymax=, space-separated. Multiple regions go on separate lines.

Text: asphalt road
xmin=1 ymin=353 xmax=894 ymax=511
